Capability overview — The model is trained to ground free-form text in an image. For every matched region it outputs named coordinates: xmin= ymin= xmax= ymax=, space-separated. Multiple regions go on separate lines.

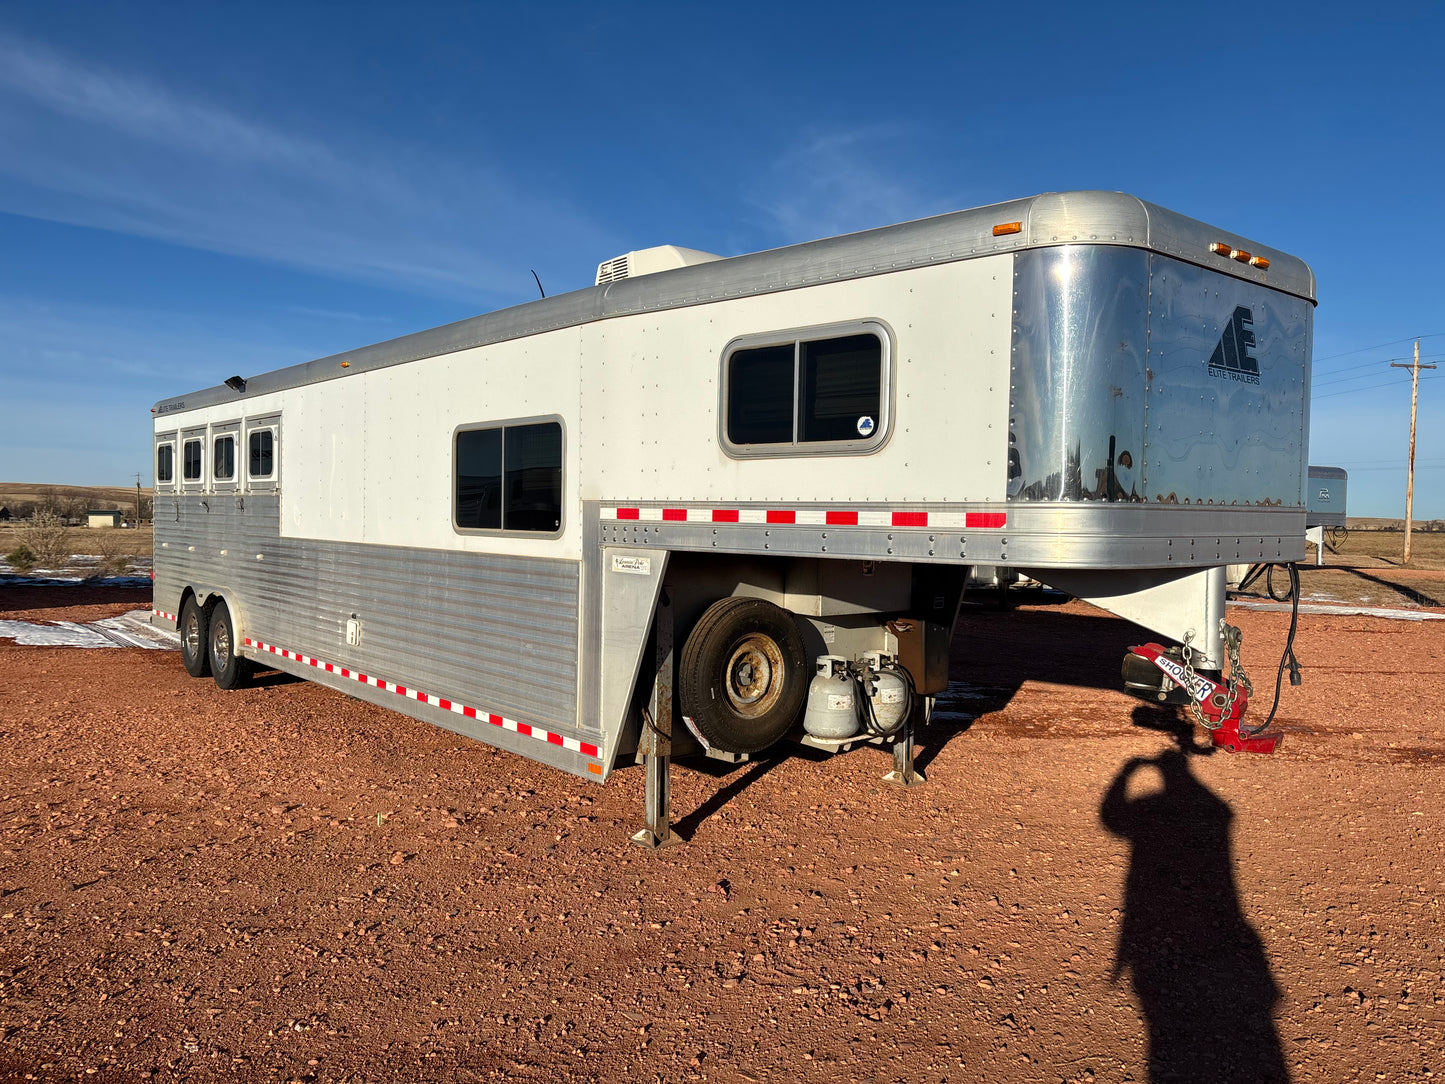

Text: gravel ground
xmin=1 ymin=587 xmax=1443 ymax=1083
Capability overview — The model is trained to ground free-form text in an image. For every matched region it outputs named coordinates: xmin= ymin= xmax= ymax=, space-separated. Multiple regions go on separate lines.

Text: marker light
xmin=992 ymin=221 xmax=1022 ymax=236
xmin=340 ymin=361 xmax=350 ymax=368
xmin=1249 ymin=255 xmax=1270 ymax=269
xmin=1209 ymin=241 xmax=1232 ymax=255
xmin=1229 ymin=249 xmax=1252 ymax=263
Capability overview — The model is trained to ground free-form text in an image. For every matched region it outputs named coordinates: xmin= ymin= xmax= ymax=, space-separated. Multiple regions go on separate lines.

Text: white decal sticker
xmin=1153 ymin=655 xmax=1214 ymax=702
xmin=821 ymin=624 xmax=836 ymax=644
xmin=611 ymin=555 xmax=652 ymax=576
xmin=827 ymin=694 xmax=855 ymax=711
xmin=878 ymin=688 xmax=904 ymax=705
xmin=856 ymin=415 xmax=876 ymax=437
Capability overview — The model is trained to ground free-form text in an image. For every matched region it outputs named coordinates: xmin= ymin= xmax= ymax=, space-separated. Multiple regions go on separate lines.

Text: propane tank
xmin=802 ymin=656 xmax=859 ymax=739
xmin=860 ymin=651 xmax=909 ymax=734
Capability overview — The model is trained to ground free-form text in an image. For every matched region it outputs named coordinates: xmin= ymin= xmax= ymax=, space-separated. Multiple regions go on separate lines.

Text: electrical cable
xmin=1246 ymin=562 xmax=1302 ymax=736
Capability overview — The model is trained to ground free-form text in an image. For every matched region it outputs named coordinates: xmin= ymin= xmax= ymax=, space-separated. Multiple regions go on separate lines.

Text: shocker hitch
xmin=1124 ymin=641 xmax=1281 ymax=754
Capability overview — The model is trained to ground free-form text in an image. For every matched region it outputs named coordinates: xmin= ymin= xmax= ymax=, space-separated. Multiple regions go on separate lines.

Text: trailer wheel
xmin=179 ymin=597 xmax=210 ymax=678
xmin=208 ymin=600 xmax=252 ymax=691
xmin=679 ymin=597 xmax=808 ymax=755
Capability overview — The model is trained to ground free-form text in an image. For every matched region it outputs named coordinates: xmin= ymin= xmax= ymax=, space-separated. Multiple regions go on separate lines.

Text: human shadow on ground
xmin=1099 ymin=708 xmax=1290 ymax=1083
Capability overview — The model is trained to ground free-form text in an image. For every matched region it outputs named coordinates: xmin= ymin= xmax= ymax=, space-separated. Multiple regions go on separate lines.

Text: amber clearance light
xmin=1249 ymin=255 xmax=1270 ymax=269
xmin=992 ymin=221 xmax=1022 ymax=236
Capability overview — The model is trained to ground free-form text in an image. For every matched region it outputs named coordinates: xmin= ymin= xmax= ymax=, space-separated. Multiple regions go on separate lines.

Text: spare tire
xmin=679 ymin=596 xmax=809 ymax=754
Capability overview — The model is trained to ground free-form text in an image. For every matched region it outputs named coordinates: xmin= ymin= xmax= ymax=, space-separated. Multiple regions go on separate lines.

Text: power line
xmin=1315 ymin=372 xmax=1441 ymax=399
xmin=1311 ymin=332 xmax=1445 ymax=366
xmin=1314 ymin=352 xmax=1445 ymax=382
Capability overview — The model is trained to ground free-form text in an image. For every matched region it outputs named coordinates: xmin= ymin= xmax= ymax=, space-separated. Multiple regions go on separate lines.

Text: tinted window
xmin=800 ymin=334 xmax=881 ymax=442
xmin=456 ymin=421 xmax=562 ymax=533
xmin=249 ymin=430 xmax=274 ymax=478
xmin=505 ymin=423 xmax=562 ymax=532
xmin=727 ymin=343 xmax=794 ymax=445
xmin=456 ymin=427 xmax=502 ymax=530
xmin=214 ymin=436 xmax=235 ymax=481
xmin=726 ymin=330 xmax=883 ymax=449
xmin=183 ymin=440 xmax=202 ymax=481
xmin=156 ymin=444 xmax=174 ymax=483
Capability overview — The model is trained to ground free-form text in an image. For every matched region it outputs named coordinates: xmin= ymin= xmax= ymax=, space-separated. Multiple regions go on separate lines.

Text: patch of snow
xmin=0 ymin=614 xmax=177 ymax=649
xmin=0 ymin=573 xmax=152 ymax=587
xmin=1229 ymin=600 xmax=1445 ymax=622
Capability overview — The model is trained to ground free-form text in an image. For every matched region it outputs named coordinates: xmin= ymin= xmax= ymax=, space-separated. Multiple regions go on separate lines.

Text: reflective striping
xmin=601 ymin=506 xmax=1006 ymax=529
xmin=152 ymin=608 xmax=179 ymax=623
xmin=966 ymin=512 xmax=1009 ymax=529
xmin=242 ymin=638 xmax=601 ymax=761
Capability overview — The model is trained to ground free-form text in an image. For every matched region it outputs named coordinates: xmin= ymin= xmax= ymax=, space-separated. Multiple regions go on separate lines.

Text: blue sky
xmin=0 ymin=1 xmax=1441 ymax=517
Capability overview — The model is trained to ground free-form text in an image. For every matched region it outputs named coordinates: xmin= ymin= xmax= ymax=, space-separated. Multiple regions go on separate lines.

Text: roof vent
xmin=595 ymin=245 xmax=723 ymax=285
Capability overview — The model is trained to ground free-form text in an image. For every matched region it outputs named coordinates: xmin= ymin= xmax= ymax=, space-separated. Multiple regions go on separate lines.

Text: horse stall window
xmin=456 ymin=420 xmax=563 ymax=534
xmin=249 ymin=429 xmax=274 ymax=479
xmin=182 ymin=439 xmax=203 ymax=481
xmin=723 ymin=325 xmax=888 ymax=455
xmin=213 ymin=435 xmax=236 ymax=481
xmin=156 ymin=443 xmax=175 ymax=484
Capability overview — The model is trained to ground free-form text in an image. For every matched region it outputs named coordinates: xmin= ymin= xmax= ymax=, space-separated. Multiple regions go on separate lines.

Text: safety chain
xmin=1180 ymin=631 xmax=1212 ymax=730
xmin=1180 ymin=622 xmax=1252 ymax=730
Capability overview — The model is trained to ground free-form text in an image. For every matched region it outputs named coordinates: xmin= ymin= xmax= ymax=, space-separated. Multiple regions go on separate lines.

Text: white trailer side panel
xmin=282 ymin=328 xmax=585 ymax=560
xmin=582 ymin=257 xmax=1013 ymax=504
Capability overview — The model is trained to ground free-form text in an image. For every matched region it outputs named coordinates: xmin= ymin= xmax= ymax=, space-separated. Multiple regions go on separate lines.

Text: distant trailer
xmin=1307 ymin=466 xmax=1348 ymax=529
xmin=149 ymin=191 xmax=1316 ymax=843
xmin=87 ymin=510 xmax=122 ymax=529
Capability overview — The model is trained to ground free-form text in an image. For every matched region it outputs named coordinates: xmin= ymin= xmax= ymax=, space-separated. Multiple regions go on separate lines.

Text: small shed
xmin=87 ymin=510 xmax=123 ymax=529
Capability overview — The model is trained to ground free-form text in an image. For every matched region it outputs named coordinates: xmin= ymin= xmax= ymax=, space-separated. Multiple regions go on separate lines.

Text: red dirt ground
xmin=1 ymin=586 xmax=1443 ymax=1083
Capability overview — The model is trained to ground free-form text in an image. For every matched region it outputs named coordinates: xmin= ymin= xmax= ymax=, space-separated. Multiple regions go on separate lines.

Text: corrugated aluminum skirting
xmin=154 ymin=495 xmax=583 ymax=736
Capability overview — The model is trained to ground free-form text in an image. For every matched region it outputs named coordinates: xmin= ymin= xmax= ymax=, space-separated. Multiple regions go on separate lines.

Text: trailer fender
xmin=187 ymin=585 xmax=253 ymax=660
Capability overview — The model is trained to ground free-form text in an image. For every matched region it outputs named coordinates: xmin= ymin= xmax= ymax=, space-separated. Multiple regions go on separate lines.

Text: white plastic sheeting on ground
xmin=0 ymin=611 xmax=179 ymax=650
xmin=1230 ymin=600 xmax=1445 ymax=621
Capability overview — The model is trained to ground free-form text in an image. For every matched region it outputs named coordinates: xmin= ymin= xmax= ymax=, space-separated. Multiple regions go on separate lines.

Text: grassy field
xmin=0 ymin=481 xmax=152 ymax=509
xmin=0 ymin=523 xmax=154 ymax=563
xmin=1321 ymin=523 xmax=1445 ymax=571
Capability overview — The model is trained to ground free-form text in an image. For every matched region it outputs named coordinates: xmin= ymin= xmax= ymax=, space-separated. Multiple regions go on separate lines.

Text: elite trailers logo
xmin=1208 ymin=306 xmax=1261 ymax=385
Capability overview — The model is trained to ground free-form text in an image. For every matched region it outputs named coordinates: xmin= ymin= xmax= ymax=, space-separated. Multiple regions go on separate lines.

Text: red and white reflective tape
xmin=602 ymin=506 xmax=1007 ymax=529
xmin=243 ymin=638 xmax=600 ymax=760
xmin=152 ymin=607 xmax=178 ymax=623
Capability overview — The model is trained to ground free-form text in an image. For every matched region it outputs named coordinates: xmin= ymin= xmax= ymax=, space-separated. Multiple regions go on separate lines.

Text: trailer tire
xmin=208 ymin=600 xmax=252 ymax=691
xmin=679 ymin=597 xmax=808 ymax=755
xmin=179 ymin=597 xmax=210 ymax=678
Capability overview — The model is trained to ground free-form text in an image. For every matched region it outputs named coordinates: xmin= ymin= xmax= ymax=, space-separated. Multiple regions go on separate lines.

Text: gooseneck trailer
xmin=150 ymin=191 xmax=1314 ymax=843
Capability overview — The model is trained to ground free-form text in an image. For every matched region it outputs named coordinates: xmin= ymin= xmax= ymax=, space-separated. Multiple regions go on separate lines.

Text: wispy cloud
xmin=0 ymin=31 xmax=618 ymax=302
xmin=747 ymin=126 xmax=961 ymax=245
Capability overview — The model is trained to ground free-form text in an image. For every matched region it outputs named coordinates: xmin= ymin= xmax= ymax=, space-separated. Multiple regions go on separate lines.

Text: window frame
xmin=451 ymin=415 xmax=566 ymax=539
xmin=155 ymin=438 xmax=177 ymax=488
xmin=211 ymin=427 xmax=239 ymax=490
xmin=180 ymin=431 xmax=206 ymax=488
xmin=245 ymin=418 xmax=280 ymax=491
xmin=718 ymin=319 xmax=895 ymax=459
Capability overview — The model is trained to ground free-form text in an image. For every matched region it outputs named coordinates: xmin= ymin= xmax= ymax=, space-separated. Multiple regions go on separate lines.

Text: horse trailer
xmin=150 ymin=191 xmax=1315 ymax=844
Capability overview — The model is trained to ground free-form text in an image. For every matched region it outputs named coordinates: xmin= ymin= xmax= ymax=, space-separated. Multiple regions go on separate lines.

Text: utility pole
xmin=1391 ymin=339 xmax=1437 ymax=564
xmin=135 ymin=472 xmax=143 ymax=526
